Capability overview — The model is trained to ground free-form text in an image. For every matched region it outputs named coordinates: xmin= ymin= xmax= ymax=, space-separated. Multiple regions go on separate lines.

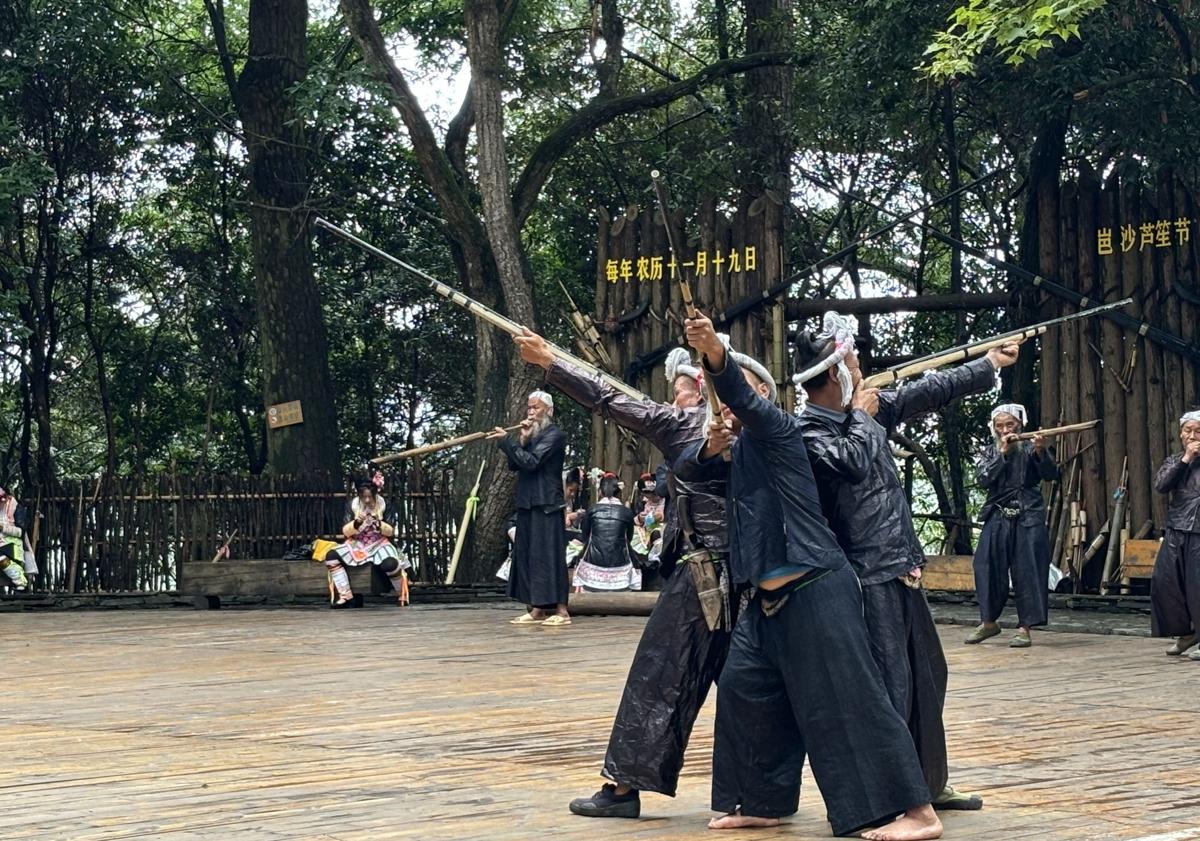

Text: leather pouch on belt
xmin=687 ymin=552 xmax=724 ymax=632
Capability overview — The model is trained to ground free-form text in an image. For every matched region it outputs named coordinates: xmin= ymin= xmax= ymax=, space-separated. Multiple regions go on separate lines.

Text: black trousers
xmin=711 ymin=565 xmax=930 ymax=836
xmin=508 ymin=507 xmax=568 ymax=607
xmin=1151 ymin=529 xmax=1200 ymax=638
xmin=861 ymin=580 xmax=949 ymax=800
xmin=973 ymin=515 xmax=1050 ymax=627
xmin=602 ymin=555 xmax=733 ymax=796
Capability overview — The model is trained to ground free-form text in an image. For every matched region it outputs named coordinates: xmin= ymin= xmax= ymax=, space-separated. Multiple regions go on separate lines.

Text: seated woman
xmin=631 ymin=473 xmax=664 ymax=589
xmin=573 ymin=473 xmax=640 ymax=592
xmin=0 ymin=486 xmax=35 ymax=591
xmin=325 ymin=473 xmax=410 ymax=608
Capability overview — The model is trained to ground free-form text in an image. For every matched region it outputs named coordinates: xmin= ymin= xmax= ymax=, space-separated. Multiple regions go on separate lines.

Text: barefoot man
xmin=678 ymin=313 xmax=941 ymax=841
xmin=795 ymin=311 xmax=1018 ymax=810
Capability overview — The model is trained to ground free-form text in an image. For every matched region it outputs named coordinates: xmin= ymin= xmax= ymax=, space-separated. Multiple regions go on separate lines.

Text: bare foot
xmin=861 ymin=806 xmax=942 ymax=841
xmin=708 ymin=813 xmax=781 ymax=829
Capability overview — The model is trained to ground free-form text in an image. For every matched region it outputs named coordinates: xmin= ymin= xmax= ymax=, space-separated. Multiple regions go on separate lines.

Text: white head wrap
xmin=991 ymin=403 xmax=1027 ymax=427
xmin=1180 ymin=410 xmax=1200 ymax=427
xmin=529 ymin=390 xmax=554 ymax=412
xmin=715 ymin=334 xmax=777 ymax=403
xmin=664 ymin=347 xmax=702 ymax=393
xmin=792 ymin=313 xmax=857 ymax=413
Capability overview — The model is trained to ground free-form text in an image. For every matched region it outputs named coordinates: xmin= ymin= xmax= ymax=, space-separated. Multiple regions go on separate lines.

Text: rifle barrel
xmin=315 ymin=218 xmax=649 ymax=402
xmin=1013 ymin=420 xmax=1101 ymax=441
xmin=371 ymin=424 xmax=524 ymax=465
xmin=862 ymin=300 xmax=1131 ymax=389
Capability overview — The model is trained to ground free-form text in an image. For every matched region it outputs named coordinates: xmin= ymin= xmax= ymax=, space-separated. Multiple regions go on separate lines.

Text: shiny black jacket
xmin=499 ymin=424 xmax=566 ymax=510
xmin=1155 ymin=455 xmax=1200 ymax=533
xmin=677 ymin=357 xmax=846 ymax=586
xmin=799 ymin=358 xmax=996 ymax=585
xmin=545 ymin=361 xmax=728 ymax=557
xmin=580 ymin=502 xmax=635 ymax=568
xmin=977 ymin=441 xmax=1059 ymax=526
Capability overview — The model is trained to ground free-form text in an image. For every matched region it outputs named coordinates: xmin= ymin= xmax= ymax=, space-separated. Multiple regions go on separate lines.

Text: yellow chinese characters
xmin=1097 ymin=218 xmax=1192 ymax=255
xmin=604 ymin=246 xmax=758 ymax=281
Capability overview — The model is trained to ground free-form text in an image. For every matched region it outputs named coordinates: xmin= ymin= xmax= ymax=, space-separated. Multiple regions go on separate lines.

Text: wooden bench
xmin=922 ymin=554 xmax=975 ymax=592
xmin=1119 ymin=538 xmax=1160 ymax=588
xmin=181 ymin=559 xmax=391 ymax=609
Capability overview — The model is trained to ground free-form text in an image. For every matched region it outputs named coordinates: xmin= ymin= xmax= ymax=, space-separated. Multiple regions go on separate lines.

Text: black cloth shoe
xmin=568 ymin=784 xmax=640 ymax=818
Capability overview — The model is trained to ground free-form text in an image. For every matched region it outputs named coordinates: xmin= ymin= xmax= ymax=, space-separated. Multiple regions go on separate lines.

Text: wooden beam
xmin=784 ymin=292 xmax=1008 ymax=319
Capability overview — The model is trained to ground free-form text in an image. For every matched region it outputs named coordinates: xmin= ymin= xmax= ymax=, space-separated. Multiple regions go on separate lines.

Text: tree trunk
xmin=1012 ymin=115 xmax=1068 ymax=411
xmin=236 ymin=0 xmax=340 ymax=474
xmin=461 ymin=0 xmax=542 ymax=575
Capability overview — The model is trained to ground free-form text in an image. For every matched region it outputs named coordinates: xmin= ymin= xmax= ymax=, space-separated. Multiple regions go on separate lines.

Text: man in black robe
xmin=794 ymin=312 xmax=1017 ymax=811
xmin=966 ymin=403 xmax=1059 ymax=648
xmin=509 ymin=329 xmax=730 ymax=818
xmin=678 ymin=313 xmax=940 ymax=841
xmin=1151 ymin=410 xmax=1200 ymax=658
xmin=489 ymin=390 xmax=570 ymax=626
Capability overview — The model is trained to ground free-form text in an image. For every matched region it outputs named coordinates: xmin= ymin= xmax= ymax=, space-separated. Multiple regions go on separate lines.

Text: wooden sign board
xmin=267 ymin=400 xmax=304 ymax=429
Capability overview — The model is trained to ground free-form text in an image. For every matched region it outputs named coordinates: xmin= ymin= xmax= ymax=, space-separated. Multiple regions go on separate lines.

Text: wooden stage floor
xmin=3 ymin=604 xmax=1200 ymax=841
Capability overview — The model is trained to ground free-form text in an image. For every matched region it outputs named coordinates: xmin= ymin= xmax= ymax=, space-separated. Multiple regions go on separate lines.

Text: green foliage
xmin=923 ymin=0 xmax=1108 ymax=80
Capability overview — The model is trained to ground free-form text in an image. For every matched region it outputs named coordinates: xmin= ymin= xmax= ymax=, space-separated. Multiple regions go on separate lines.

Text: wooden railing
xmin=23 ymin=467 xmax=458 ymax=593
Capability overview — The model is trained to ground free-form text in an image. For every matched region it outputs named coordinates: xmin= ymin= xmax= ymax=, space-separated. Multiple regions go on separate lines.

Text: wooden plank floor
xmin=2 ymin=604 xmax=1199 ymax=841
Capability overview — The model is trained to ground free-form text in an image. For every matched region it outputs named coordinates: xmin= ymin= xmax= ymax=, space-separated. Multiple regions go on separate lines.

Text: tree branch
xmin=444 ymin=0 xmax=517 ymax=182
xmin=512 ymin=50 xmax=808 ymax=225
xmin=202 ymin=0 xmax=240 ymax=107
xmin=339 ymin=0 xmax=486 ymax=247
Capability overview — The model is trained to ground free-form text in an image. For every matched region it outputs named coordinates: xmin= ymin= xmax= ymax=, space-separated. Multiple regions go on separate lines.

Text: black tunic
xmin=499 ymin=424 xmax=568 ymax=607
xmin=798 ymin=358 xmax=994 ymax=798
xmin=972 ymin=441 xmax=1059 ymax=627
xmin=543 ymin=360 xmax=733 ymax=796
xmin=578 ymin=502 xmax=634 ymax=569
xmin=1151 ymin=454 xmax=1200 ymax=637
xmin=694 ymin=356 xmax=931 ymax=832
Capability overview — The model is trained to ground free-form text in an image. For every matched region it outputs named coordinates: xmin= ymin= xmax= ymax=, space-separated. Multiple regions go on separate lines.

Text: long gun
xmin=371 ymin=425 xmax=524 ymax=465
xmin=861 ymin=299 xmax=1131 ymax=389
xmin=1013 ymin=419 xmax=1101 ymax=441
xmin=650 ymin=170 xmax=730 ymax=460
xmin=314 ymin=217 xmax=651 ymax=402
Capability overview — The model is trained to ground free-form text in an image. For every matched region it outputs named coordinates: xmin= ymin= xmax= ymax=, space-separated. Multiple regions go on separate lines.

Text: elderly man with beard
xmin=965 ymin=403 xmax=1059 ymax=648
xmin=507 ymin=329 xmax=732 ymax=819
xmin=678 ymin=313 xmax=940 ymax=841
xmin=793 ymin=311 xmax=1019 ymax=813
xmin=1151 ymin=410 xmax=1200 ymax=659
xmin=489 ymin=390 xmax=570 ymax=626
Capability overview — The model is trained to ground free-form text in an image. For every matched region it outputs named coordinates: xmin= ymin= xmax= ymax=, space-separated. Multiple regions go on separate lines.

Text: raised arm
xmin=878 ymin=357 xmax=999 ymax=431
xmin=544 ymin=359 xmax=697 ymax=458
xmin=801 ymin=411 xmax=886 ymax=484
xmin=515 ymin=330 xmax=698 ymax=459
xmin=499 ymin=427 xmax=565 ymax=472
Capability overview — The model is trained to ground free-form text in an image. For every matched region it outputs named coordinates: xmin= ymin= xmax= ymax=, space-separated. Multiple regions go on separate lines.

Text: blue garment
xmin=676 ymin=356 xmax=846 ymax=586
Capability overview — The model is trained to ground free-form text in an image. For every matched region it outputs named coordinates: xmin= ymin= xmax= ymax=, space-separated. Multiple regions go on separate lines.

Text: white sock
xmin=325 ymin=563 xmax=352 ymax=599
xmin=1 ymin=560 xmax=27 ymax=589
